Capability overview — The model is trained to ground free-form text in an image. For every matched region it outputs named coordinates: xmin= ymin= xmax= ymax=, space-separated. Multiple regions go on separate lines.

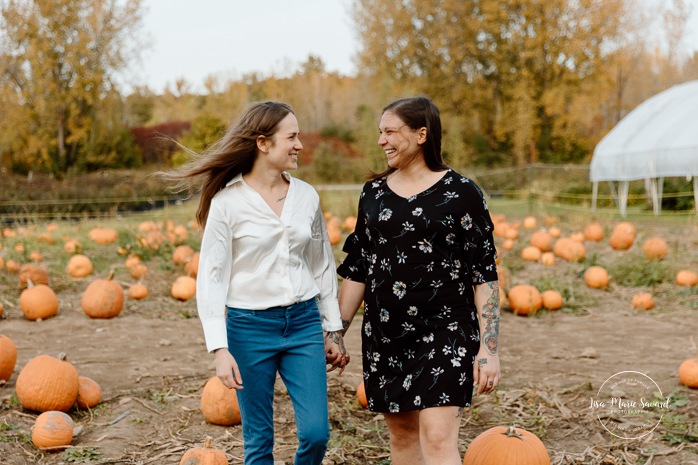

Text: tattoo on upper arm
xmin=481 ymin=281 xmax=500 ymax=356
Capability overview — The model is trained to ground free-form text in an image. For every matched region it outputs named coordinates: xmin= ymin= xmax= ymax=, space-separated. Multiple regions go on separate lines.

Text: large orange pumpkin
xmin=88 ymin=226 xmax=119 ymax=245
xmin=641 ymin=237 xmax=668 ymax=260
xmin=356 ymin=381 xmax=368 ymax=408
xmin=66 ymin=254 xmax=93 ymax=278
xmin=76 ymin=376 xmax=102 ymax=409
xmin=583 ymin=223 xmax=604 ymax=242
xmin=678 ymin=354 xmax=698 ymax=389
xmin=583 ymin=266 xmax=609 ymax=289
xmin=631 ymin=292 xmax=654 ymax=310
xmin=200 ymin=376 xmax=241 ymax=426
xmin=32 ymin=411 xmax=75 ymax=450
xmin=541 ymin=290 xmax=563 ymax=311
xmin=173 ymin=245 xmax=195 ymax=266
xmin=676 ymin=270 xmax=698 ymax=287
xmin=552 ymin=237 xmax=585 ymax=262
xmin=172 ymin=276 xmax=197 ymax=301
xmin=185 ymin=252 xmax=200 ymax=278
xmin=180 ymin=436 xmax=227 ymax=465
xmin=462 ymin=425 xmax=550 ymax=465
xmin=82 ymin=271 xmax=125 ymax=319
xmin=16 ymin=353 xmax=79 ymax=412
xmin=609 ymin=221 xmax=636 ymax=250
xmin=507 ymin=285 xmax=542 ymax=316
xmin=521 ymin=246 xmax=542 ymax=262
xmin=128 ymin=283 xmax=149 ymax=300
xmin=529 ymin=231 xmax=552 ymax=252
xmin=19 ymin=282 xmax=60 ymax=321
xmin=0 ymin=335 xmax=18 ymax=382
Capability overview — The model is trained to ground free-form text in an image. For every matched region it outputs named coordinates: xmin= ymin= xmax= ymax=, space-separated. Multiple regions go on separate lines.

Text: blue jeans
xmin=226 ymin=299 xmax=329 ymax=465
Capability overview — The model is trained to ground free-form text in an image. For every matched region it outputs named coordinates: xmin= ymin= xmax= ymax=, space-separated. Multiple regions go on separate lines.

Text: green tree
xmin=0 ymin=0 xmax=144 ymax=175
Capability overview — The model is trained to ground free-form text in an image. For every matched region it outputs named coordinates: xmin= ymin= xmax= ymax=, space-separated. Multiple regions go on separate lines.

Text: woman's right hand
xmin=214 ymin=348 xmax=243 ymax=390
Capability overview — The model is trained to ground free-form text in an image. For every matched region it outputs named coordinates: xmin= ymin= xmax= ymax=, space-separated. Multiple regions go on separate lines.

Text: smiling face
xmin=378 ymin=111 xmax=426 ymax=170
xmin=261 ymin=112 xmax=302 ymax=171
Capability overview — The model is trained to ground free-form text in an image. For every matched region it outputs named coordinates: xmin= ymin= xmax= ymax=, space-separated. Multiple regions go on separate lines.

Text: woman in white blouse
xmin=163 ymin=101 xmax=348 ymax=465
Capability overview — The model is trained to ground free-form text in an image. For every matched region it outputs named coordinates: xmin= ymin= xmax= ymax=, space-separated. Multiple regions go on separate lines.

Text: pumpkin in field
xmin=185 ymin=252 xmax=200 ymax=277
xmin=583 ymin=266 xmax=609 ymax=289
xmin=16 ymin=353 xmax=79 ymax=412
xmin=609 ymin=221 xmax=636 ymax=250
xmin=88 ymin=226 xmax=119 ymax=245
xmin=328 ymin=227 xmax=342 ymax=246
xmin=546 ymin=226 xmax=561 ymax=238
xmin=19 ymin=281 xmax=59 ymax=321
xmin=678 ymin=353 xmax=698 ymax=388
xmin=341 ymin=216 xmax=357 ymax=232
xmin=5 ymin=259 xmax=20 ymax=273
xmin=0 ymin=335 xmax=18 ymax=382
xmin=540 ymin=252 xmax=555 ymax=266
xmin=522 ymin=216 xmax=537 ymax=229
xmin=642 ymin=237 xmax=668 ymax=260
xmin=541 ymin=290 xmax=563 ymax=311
xmin=76 ymin=376 xmax=102 ymax=409
xmin=462 ymin=425 xmax=550 ymax=465
xmin=501 ymin=239 xmax=515 ymax=250
xmin=63 ymin=238 xmax=82 ymax=254
xmin=173 ymin=245 xmax=195 ymax=266
xmin=675 ymin=270 xmax=698 ymax=287
xmin=552 ymin=237 xmax=585 ymax=262
xmin=129 ymin=262 xmax=148 ymax=280
xmin=631 ymin=292 xmax=654 ymax=310
xmin=82 ymin=271 xmax=124 ymax=319
xmin=180 ymin=436 xmax=227 ymax=465
xmin=66 ymin=254 xmax=93 ymax=278
xmin=128 ymin=283 xmax=149 ymax=300
xmin=172 ymin=276 xmax=197 ymax=301
xmin=200 ymin=376 xmax=241 ymax=426
xmin=124 ymin=255 xmax=142 ymax=271
xmin=356 ymin=381 xmax=368 ymax=408
xmin=529 ymin=231 xmax=553 ymax=252
xmin=32 ymin=411 xmax=75 ymax=450
xmin=507 ymin=285 xmax=542 ymax=316
xmin=521 ymin=246 xmax=542 ymax=262
xmin=583 ymin=223 xmax=604 ymax=242
xmin=19 ymin=263 xmax=49 ymax=289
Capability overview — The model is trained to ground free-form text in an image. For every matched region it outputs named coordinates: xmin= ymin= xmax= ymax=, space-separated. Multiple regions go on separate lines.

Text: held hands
xmin=325 ymin=331 xmax=350 ymax=374
xmin=214 ymin=348 xmax=244 ymax=390
xmin=472 ymin=349 xmax=500 ymax=396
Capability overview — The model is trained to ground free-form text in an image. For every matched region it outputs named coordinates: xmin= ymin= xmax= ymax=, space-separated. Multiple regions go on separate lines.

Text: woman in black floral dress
xmin=337 ymin=96 xmax=500 ymax=465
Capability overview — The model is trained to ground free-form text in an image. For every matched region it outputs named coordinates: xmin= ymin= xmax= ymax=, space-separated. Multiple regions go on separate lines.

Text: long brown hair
xmin=372 ymin=96 xmax=448 ymax=180
xmin=159 ymin=101 xmax=294 ymax=227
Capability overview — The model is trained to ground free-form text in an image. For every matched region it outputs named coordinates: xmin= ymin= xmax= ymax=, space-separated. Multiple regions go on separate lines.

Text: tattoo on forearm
xmin=341 ymin=319 xmax=351 ymax=335
xmin=481 ymin=281 xmax=500 ymax=356
xmin=456 ymin=407 xmax=464 ymax=418
xmin=327 ymin=331 xmax=347 ymax=356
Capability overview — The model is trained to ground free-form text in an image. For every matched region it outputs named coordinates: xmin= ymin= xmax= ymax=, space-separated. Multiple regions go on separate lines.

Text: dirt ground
xmin=1 ymin=221 xmax=698 ymax=464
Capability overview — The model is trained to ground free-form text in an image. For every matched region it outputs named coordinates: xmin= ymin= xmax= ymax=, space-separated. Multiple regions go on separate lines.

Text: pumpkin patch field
xmin=1 ymin=201 xmax=697 ymax=465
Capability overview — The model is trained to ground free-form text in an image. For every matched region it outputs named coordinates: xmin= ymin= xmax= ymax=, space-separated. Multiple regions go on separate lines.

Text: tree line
xmin=1 ymin=0 xmax=696 ymax=178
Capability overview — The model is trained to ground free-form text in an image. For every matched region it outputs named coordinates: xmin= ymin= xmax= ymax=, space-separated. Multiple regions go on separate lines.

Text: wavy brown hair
xmin=159 ymin=101 xmax=294 ymax=227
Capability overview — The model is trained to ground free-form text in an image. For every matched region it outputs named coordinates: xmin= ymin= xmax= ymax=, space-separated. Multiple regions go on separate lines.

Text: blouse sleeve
xmin=196 ymin=200 xmax=234 ymax=353
xmin=309 ymin=205 xmax=343 ymax=332
xmin=461 ymin=181 xmax=499 ymax=284
xmin=337 ymin=188 xmax=369 ymax=283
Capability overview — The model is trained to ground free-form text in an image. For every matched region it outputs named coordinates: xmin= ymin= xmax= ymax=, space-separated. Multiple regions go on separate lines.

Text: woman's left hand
xmin=325 ymin=331 xmax=349 ymax=374
xmin=473 ymin=350 xmax=500 ymax=395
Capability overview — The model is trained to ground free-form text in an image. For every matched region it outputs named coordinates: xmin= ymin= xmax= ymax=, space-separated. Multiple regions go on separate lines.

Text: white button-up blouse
xmin=196 ymin=172 xmax=343 ymax=352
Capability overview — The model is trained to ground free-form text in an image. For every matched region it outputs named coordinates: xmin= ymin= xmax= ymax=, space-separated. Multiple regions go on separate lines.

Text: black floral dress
xmin=337 ymin=170 xmax=498 ymax=413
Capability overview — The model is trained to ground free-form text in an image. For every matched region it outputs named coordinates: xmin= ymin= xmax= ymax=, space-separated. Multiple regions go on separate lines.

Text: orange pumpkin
xmin=583 ymin=223 xmax=604 ymax=242
xmin=88 ymin=226 xmax=119 ymax=245
xmin=128 ymin=283 xmax=149 ymax=300
xmin=341 ymin=216 xmax=357 ymax=232
xmin=541 ymin=290 xmax=563 ymax=311
xmin=463 ymin=425 xmax=550 ymax=465
xmin=0 ymin=335 xmax=18 ymax=382
xmin=642 ymin=237 xmax=668 ymax=260
xmin=631 ymin=292 xmax=654 ymax=310
xmin=19 ymin=263 xmax=49 ymax=289
xmin=529 ymin=231 xmax=552 ymax=252
xmin=609 ymin=221 xmax=636 ymax=250
xmin=172 ymin=276 xmax=197 ymax=301
xmin=522 ymin=216 xmax=537 ymax=229
xmin=32 ymin=411 xmax=75 ymax=450
xmin=16 ymin=353 xmax=79 ymax=412
xmin=63 ymin=238 xmax=82 ymax=254
xmin=180 ymin=436 xmax=228 ymax=465
xmin=76 ymin=376 xmax=102 ymax=409
xmin=356 ymin=380 xmax=368 ymax=408
xmin=507 ymin=285 xmax=542 ymax=316
xmin=200 ymin=376 xmax=242 ymax=426
xmin=675 ymin=270 xmax=698 ymax=287
xmin=20 ymin=281 xmax=60 ymax=321
xmin=552 ymin=237 xmax=585 ymax=262
xmin=546 ymin=226 xmax=561 ymax=238
xmin=129 ymin=262 xmax=148 ymax=280
xmin=82 ymin=271 xmax=124 ymax=319
xmin=328 ymin=227 xmax=342 ymax=246
xmin=124 ymin=255 xmax=142 ymax=271
xmin=678 ymin=354 xmax=698 ymax=388
xmin=501 ymin=239 xmax=515 ymax=250
xmin=185 ymin=252 xmax=200 ymax=278
xmin=521 ymin=246 xmax=542 ymax=262
xmin=173 ymin=245 xmax=195 ymax=266
xmin=66 ymin=254 xmax=93 ymax=278
xmin=540 ymin=252 xmax=555 ymax=266
xmin=583 ymin=266 xmax=609 ymax=289
xmin=5 ymin=259 xmax=21 ymax=273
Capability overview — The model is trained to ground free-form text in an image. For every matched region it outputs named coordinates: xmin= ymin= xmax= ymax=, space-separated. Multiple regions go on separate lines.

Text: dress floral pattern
xmin=337 ymin=170 xmax=498 ymax=413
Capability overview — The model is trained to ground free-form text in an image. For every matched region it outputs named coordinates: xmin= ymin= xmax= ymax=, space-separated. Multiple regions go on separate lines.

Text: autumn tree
xmin=0 ymin=0 xmax=144 ymax=175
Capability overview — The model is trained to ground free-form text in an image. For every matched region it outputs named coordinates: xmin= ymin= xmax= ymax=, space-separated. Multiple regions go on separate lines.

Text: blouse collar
xmin=225 ymin=171 xmax=291 ymax=187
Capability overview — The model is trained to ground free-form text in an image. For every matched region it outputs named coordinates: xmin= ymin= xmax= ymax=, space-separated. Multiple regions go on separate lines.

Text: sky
xmin=125 ymin=0 xmax=698 ymax=94
xmin=125 ymin=0 xmax=357 ymax=92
